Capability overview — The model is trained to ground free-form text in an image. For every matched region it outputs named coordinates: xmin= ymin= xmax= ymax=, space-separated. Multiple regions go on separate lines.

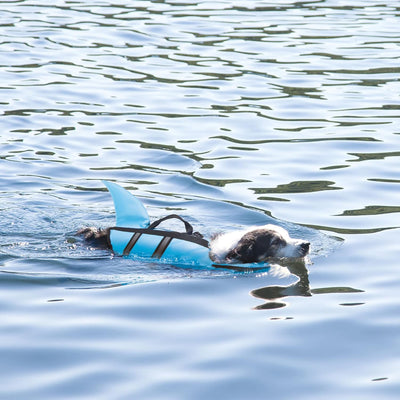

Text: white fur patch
xmin=209 ymin=228 xmax=250 ymax=263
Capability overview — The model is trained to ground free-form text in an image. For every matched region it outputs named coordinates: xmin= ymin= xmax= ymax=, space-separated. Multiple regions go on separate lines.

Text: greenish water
xmin=0 ymin=1 xmax=399 ymax=399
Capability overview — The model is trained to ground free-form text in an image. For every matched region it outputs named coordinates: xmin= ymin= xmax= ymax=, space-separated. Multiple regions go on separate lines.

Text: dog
xmin=209 ymin=224 xmax=310 ymax=263
xmin=78 ymin=223 xmax=310 ymax=264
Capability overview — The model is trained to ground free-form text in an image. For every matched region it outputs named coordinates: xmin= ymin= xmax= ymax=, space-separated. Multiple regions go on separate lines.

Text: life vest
xmin=103 ymin=181 xmax=211 ymax=266
xmin=107 ymin=214 xmax=211 ymax=266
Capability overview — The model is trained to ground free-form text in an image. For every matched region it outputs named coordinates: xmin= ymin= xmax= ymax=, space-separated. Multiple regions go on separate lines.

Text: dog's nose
xmin=301 ymin=241 xmax=310 ymax=252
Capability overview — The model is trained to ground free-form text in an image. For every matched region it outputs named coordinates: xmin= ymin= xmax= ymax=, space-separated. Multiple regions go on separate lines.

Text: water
xmin=0 ymin=1 xmax=400 ymax=399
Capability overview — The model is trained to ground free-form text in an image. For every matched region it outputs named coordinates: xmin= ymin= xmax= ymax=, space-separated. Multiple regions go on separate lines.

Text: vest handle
xmin=148 ymin=214 xmax=194 ymax=235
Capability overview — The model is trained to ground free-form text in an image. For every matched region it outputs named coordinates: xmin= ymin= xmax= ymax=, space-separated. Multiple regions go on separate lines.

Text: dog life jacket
xmin=107 ymin=214 xmax=212 ymax=266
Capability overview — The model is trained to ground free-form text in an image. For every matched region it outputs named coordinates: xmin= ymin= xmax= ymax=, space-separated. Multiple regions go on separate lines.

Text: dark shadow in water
xmin=250 ymin=259 xmax=364 ymax=310
xmin=250 ymin=259 xmax=311 ymax=310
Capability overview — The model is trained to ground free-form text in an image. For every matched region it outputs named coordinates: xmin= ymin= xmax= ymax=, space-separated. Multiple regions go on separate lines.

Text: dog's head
xmin=210 ymin=224 xmax=310 ymax=264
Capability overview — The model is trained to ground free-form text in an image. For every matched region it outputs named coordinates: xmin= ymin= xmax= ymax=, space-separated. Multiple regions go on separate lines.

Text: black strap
xmin=123 ymin=232 xmax=141 ymax=256
xmin=148 ymin=214 xmax=194 ymax=235
xmin=110 ymin=226 xmax=209 ymax=247
xmin=152 ymin=236 xmax=173 ymax=258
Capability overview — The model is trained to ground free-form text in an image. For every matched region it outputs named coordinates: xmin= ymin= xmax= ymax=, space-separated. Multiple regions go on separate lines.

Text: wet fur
xmin=226 ymin=229 xmax=288 ymax=262
xmin=77 ymin=227 xmax=110 ymax=249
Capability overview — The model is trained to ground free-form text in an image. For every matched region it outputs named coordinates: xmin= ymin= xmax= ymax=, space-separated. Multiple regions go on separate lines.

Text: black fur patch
xmin=225 ymin=229 xmax=285 ymax=263
xmin=77 ymin=227 xmax=111 ymax=249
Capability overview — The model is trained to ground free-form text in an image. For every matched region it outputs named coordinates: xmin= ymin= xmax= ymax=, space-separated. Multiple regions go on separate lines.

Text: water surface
xmin=0 ymin=1 xmax=400 ymax=399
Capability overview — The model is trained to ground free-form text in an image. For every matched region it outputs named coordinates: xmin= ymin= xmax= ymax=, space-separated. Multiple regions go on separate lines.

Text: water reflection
xmin=337 ymin=205 xmax=400 ymax=217
xmin=250 ymin=259 xmax=364 ymax=310
xmin=252 ymin=180 xmax=342 ymax=195
xmin=250 ymin=259 xmax=311 ymax=310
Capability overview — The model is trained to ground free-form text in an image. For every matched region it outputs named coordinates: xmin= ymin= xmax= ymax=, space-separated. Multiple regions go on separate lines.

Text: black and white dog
xmin=209 ymin=224 xmax=310 ymax=263
xmin=79 ymin=223 xmax=310 ymax=264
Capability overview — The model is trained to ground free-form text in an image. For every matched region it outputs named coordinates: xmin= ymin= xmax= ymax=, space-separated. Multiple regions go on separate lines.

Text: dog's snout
xmin=300 ymin=241 xmax=310 ymax=254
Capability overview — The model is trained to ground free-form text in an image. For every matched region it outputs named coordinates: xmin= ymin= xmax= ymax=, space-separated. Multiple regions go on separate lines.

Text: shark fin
xmin=103 ymin=181 xmax=150 ymax=228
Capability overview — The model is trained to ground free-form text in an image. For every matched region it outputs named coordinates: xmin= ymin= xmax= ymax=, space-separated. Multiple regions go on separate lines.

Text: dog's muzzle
xmin=299 ymin=241 xmax=310 ymax=256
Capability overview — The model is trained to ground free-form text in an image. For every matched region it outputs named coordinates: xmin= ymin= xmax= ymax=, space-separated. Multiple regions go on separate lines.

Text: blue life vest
xmin=108 ymin=215 xmax=211 ymax=266
xmin=103 ymin=181 xmax=211 ymax=266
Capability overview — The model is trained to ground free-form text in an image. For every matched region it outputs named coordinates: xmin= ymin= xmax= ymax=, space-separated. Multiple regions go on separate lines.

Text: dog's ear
xmin=226 ymin=230 xmax=279 ymax=263
xmin=226 ymin=236 xmax=259 ymax=263
xmin=225 ymin=247 xmax=240 ymax=262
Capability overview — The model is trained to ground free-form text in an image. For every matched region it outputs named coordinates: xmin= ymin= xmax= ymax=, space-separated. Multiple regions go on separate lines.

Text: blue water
xmin=1 ymin=1 xmax=400 ymax=399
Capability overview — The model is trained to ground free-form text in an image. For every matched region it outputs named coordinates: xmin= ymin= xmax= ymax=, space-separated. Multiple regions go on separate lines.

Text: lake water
xmin=1 ymin=1 xmax=400 ymax=399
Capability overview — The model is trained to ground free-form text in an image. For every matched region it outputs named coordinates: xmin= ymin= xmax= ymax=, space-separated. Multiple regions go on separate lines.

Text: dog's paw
xmin=77 ymin=227 xmax=100 ymax=240
xmin=77 ymin=227 xmax=110 ymax=249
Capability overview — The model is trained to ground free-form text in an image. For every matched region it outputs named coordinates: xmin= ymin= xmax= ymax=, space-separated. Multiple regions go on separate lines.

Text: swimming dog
xmin=78 ymin=182 xmax=310 ymax=266
xmin=79 ymin=223 xmax=310 ymax=264
xmin=209 ymin=224 xmax=310 ymax=263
